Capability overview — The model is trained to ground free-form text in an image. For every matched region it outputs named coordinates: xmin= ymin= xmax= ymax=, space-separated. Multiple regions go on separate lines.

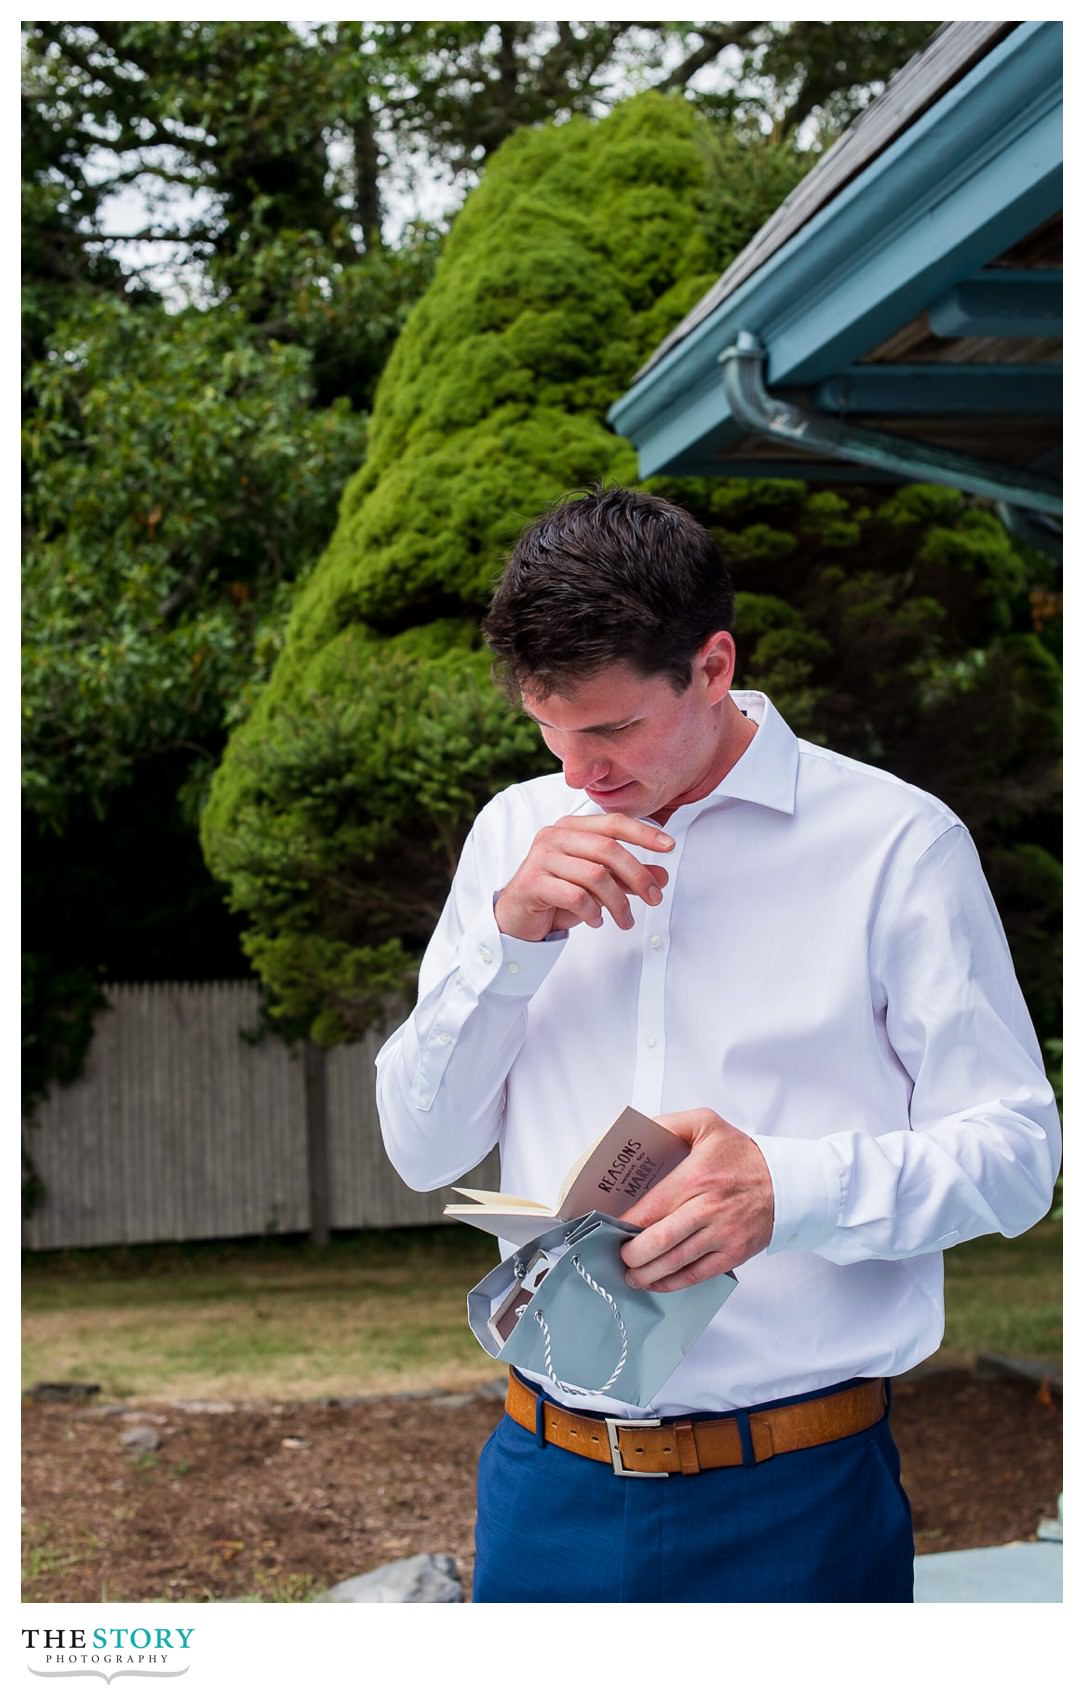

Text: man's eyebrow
xmin=522 ymin=707 xmax=640 ymax=735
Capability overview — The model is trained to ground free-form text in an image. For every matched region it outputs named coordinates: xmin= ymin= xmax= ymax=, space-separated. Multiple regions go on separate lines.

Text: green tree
xmin=20 ymin=293 xmax=369 ymax=1116
xmin=21 ymin=23 xmax=444 ymax=409
xmin=23 ymin=295 xmax=368 ymax=832
xmin=21 ymin=35 xmax=146 ymax=386
xmin=388 ymin=19 xmax=938 ymax=166
xmin=21 ymin=22 xmax=439 ymax=1120
xmin=22 ymin=21 xmax=936 ymax=303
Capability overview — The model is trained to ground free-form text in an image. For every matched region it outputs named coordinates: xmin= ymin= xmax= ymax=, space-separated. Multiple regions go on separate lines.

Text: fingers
xmin=527 ymin=871 xmax=606 ymax=930
xmin=633 ymin=1249 xmax=737 ymax=1294
xmin=540 ymin=822 xmax=672 ymax=912
xmin=621 ymin=1195 xmax=743 ymax=1290
xmin=496 ymin=814 xmax=675 ymax=940
xmin=567 ymin=813 xmax=675 ymax=855
xmin=621 ymin=1196 xmax=713 ymax=1283
xmin=543 ymin=852 xmax=656 ymax=930
xmin=619 ymin=1117 xmax=775 ymax=1285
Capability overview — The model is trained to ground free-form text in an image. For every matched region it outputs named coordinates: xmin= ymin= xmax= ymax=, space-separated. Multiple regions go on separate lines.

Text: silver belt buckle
xmin=605 ymin=1415 xmax=667 ymax=1477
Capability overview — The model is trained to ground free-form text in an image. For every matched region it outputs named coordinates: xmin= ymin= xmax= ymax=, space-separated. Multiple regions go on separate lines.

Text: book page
xmin=443 ymin=1205 xmax=566 ymax=1244
xmin=447 ymin=1186 xmax=547 ymax=1210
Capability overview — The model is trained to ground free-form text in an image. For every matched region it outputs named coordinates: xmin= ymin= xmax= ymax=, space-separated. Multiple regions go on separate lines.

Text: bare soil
xmin=22 ymin=1369 xmax=1061 ymax=1603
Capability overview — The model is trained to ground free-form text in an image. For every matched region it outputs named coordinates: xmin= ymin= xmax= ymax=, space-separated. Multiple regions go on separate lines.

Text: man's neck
xmin=650 ymin=702 xmax=758 ymax=828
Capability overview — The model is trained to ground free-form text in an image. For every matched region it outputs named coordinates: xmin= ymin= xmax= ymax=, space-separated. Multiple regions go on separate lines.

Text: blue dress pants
xmin=473 ymin=1376 xmax=915 ymax=1603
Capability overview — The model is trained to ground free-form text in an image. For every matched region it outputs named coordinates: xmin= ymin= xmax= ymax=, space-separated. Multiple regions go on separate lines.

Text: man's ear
xmin=697 ymin=631 xmax=737 ymax=704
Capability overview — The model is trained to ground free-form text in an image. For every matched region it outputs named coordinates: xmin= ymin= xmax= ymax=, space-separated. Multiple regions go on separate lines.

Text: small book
xmin=444 ymin=1106 xmax=688 ymax=1245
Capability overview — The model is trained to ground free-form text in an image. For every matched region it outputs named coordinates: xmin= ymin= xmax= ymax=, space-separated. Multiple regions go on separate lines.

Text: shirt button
xmin=480 ymin=946 xmax=493 ymax=964
xmin=645 ymin=1035 xmax=656 ymax=1049
xmin=506 ymin=961 xmax=520 ymax=975
xmin=436 ymin=1032 xmax=451 ymax=1046
xmin=650 ymin=935 xmax=663 ymax=950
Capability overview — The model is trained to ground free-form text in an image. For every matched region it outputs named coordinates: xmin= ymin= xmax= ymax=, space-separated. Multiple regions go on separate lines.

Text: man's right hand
xmin=494 ymin=814 xmax=675 ymax=941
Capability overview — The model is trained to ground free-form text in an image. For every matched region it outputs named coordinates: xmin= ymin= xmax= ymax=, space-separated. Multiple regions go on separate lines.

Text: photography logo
xmin=22 ymin=1627 xmax=194 ymax=1683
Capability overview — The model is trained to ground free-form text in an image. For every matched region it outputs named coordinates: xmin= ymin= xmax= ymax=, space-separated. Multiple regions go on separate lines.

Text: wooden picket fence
xmin=21 ymin=982 xmax=498 ymax=1251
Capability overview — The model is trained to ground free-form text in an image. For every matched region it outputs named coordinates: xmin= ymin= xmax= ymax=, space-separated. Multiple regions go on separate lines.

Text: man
xmin=375 ymin=486 xmax=1060 ymax=1603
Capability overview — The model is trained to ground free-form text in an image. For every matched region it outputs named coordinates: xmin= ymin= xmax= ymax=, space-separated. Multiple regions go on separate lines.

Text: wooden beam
xmin=812 ymin=363 xmax=1061 ymax=414
xmin=929 ymin=270 xmax=1062 ymax=337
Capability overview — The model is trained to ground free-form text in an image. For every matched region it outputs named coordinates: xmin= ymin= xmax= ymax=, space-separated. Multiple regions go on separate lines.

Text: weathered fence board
xmin=22 ymin=983 xmax=499 ymax=1250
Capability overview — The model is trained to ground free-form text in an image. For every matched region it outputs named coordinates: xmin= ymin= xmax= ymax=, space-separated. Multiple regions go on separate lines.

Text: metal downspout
xmin=719 ymin=331 xmax=1062 ymax=517
xmin=996 ymin=502 xmax=1063 ymax=564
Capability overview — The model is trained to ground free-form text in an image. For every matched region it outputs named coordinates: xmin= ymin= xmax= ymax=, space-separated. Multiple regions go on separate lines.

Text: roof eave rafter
xmin=811 ymin=362 xmax=1062 ymax=416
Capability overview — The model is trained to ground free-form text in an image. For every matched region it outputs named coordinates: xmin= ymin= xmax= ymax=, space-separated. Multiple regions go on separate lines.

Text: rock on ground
xmin=319 ymin=1553 xmax=463 ymax=1603
xmin=120 ymin=1426 xmax=160 ymax=1454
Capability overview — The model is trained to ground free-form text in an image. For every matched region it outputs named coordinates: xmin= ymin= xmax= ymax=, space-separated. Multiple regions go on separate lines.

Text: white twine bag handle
xmin=513 ymin=1251 xmax=630 ymax=1397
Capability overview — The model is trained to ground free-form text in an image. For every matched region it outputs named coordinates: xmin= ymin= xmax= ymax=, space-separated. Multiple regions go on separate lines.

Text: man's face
xmin=521 ymin=656 xmax=730 ymax=820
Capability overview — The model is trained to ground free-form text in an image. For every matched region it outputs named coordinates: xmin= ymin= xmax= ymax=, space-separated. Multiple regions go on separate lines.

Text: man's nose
xmin=560 ymin=742 xmax=609 ymax=790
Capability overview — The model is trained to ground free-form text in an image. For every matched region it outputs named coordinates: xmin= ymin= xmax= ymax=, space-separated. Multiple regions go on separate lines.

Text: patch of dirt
xmin=890 ymin=1369 xmax=1062 ymax=1554
xmin=21 ymin=1370 xmax=1061 ymax=1603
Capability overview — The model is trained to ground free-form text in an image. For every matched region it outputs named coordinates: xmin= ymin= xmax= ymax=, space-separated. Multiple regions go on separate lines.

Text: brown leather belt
xmin=505 ymin=1371 xmax=887 ymax=1477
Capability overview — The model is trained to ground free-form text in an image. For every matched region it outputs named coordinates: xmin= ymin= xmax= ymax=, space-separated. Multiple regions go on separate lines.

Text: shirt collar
xmin=704 ymin=690 xmax=798 ymax=816
xmin=567 ymin=689 xmax=799 ymax=820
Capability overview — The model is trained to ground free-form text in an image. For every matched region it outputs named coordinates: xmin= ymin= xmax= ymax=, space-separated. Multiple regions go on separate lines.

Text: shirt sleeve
xmin=748 ymin=824 xmax=1062 ymax=1264
xmin=374 ymin=804 xmax=566 ymax=1191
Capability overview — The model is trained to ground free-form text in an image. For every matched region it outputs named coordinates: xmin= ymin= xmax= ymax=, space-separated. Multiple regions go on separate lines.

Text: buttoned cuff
xmin=456 ymin=897 xmax=566 ymax=999
xmin=746 ymin=1132 xmax=844 ymax=1254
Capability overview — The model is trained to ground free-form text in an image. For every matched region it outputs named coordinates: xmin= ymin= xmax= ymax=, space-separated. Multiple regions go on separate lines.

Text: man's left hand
xmin=619 ymin=1108 xmax=775 ymax=1291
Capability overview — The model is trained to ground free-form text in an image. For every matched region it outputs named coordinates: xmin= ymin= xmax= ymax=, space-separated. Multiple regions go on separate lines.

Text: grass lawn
xmin=22 ymin=1218 xmax=1061 ymax=1402
xmin=941 ymin=1216 xmax=1062 ymax=1362
xmin=21 ymin=1228 xmax=499 ymax=1401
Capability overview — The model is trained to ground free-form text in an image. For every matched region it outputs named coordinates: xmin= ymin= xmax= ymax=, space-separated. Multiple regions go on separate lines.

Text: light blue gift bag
xmin=467 ymin=1209 xmax=737 ymax=1407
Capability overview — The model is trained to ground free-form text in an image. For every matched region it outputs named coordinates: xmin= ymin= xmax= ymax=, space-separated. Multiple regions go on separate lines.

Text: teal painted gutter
xmin=720 ymin=332 xmax=1062 ymax=515
xmin=608 ymin=20 xmax=1062 ymax=482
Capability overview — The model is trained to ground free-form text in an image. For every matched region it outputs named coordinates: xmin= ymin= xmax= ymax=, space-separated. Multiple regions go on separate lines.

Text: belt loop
xmin=673 ymin=1418 xmax=701 ymax=1475
xmin=734 ymin=1408 xmax=756 ymax=1467
xmin=534 ymin=1388 xmax=548 ymax=1448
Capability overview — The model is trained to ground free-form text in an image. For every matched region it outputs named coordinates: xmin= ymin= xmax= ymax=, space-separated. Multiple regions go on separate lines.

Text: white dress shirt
xmin=375 ymin=690 xmax=1060 ymax=1418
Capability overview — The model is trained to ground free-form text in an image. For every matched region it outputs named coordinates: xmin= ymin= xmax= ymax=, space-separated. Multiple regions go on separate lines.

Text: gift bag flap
xmin=467 ymin=1213 xmax=737 ymax=1406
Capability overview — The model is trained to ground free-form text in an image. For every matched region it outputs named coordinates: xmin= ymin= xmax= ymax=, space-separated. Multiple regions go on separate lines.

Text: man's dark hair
xmin=482 ymin=485 xmax=735 ymax=698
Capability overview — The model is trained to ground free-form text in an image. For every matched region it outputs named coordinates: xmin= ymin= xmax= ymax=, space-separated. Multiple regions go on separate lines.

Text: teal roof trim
xmin=811 ymin=364 xmax=1061 ymax=415
xmin=609 ymin=21 xmax=1062 ymax=479
xmin=929 ymin=270 xmax=1062 ymax=337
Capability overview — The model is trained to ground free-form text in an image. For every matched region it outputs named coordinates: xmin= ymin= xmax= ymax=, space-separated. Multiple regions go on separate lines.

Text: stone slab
xmin=318 ymin=1553 xmax=463 ymax=1603
xmin=914 ymin=1542 xmax=1062 ymax=1602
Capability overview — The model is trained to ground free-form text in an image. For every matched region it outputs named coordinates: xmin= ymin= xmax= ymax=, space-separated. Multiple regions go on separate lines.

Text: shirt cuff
xmin=746 ymin=1132 xmax=844 ymax=1254
xmin=456 ymin=897 xmax=567 ymax=999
